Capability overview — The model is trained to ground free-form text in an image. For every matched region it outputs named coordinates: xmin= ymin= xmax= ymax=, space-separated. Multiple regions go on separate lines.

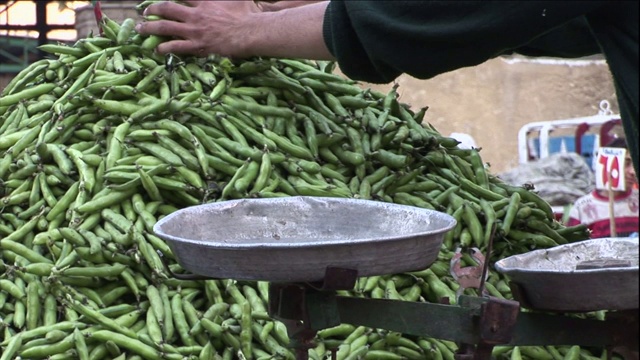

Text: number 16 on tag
xmin=596 ymin=147 xmax=627 ymax=191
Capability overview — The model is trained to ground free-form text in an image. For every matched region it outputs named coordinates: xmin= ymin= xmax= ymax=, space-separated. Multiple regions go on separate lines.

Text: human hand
xmin=257 ymin=1 xmax=327 ymax=12
xmin=136 ymin=0 xmax=333 ymax=61
xmin=135 ymin=0 xmax=262 ymax=58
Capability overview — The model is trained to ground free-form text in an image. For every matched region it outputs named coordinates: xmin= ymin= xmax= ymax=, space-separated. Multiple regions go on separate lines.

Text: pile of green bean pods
xmin=0 ymin=11 xmax=613 ymax=360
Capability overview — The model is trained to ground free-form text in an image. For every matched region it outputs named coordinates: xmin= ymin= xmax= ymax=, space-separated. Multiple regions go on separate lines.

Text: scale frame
xmin=153 ymin=197 xmax=639 ymax=360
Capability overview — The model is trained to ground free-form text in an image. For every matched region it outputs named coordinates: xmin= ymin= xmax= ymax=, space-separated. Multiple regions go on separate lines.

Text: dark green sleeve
xmin=323 ymin=1 xmax=608 ymax=83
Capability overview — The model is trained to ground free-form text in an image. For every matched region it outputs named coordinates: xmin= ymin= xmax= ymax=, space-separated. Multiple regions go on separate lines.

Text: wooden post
xmin=608 ymin=171 xmax=617 ymax=237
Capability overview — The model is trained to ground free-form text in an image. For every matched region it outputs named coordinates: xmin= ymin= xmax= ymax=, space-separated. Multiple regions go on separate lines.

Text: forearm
xmin=258 ymin=0 xmax=327 ymax=12
xmin=136 ymin=0 xmax=333 ymax=60
xmin=243 ymin=2 xmax=334 ymax=60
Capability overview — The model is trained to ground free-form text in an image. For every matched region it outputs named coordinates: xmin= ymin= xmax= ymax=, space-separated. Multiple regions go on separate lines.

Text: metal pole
xmin=35 ymin=0 xmax=48 ymax=59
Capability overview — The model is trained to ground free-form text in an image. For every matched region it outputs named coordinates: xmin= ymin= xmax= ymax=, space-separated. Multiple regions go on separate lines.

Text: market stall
xmin=1 ymin=7 xmax=638 ymax=360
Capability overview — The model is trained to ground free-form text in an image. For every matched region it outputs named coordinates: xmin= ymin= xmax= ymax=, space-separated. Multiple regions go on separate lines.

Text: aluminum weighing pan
xmin=153 ymin=196 xmax=456 ymax=283
xmin=494 ymin=237 xmax=639 ymax=312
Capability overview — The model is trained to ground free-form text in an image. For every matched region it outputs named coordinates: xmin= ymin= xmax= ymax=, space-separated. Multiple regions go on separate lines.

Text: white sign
xmin=595 ymin=147 xmax=627 ymax=191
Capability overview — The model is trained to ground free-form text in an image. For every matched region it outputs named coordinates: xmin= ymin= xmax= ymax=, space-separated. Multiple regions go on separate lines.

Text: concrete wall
xmin=359 ymin=55 xmax=618 ymax=174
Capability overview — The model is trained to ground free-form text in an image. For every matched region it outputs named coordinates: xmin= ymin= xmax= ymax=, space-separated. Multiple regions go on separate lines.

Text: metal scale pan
xmin=153 ymin=196 xmax=457 ymax=283
xmin=495 ymin=237 xmax=639 ymax=312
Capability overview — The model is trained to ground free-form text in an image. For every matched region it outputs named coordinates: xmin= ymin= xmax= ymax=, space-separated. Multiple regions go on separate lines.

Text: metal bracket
xmin=268 ymin=266 xmax=358 ymax=325
xmin=508 ymin=281 xmax=537 ymax=310
xmin=306 ymin=266 xmax=359 ymax=291
xmin=479 ymin=297 xmax=520 ymax=344
xmin=267 ymin=266 xmax=358 ymax=360
xmin=455 ymin=296 xmax=520 ymax=360
xmin=450 ymin=247 xmax=489 ymax=298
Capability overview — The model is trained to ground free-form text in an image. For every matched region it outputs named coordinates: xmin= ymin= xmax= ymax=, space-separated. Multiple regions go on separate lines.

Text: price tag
xmin=595 ymin=147 xmax=627 ymax=191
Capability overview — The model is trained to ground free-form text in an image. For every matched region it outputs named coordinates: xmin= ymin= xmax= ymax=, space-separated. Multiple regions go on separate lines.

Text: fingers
xmin=136 ymin=19 xmax=189 ymax=40
xmin=136 ymin=1 xmax=198 ymax=40
xmin=142 ymin=1 xmax=192 ymax=22
xmin=135 ymin=0 xmax=255 ymax=58
xmin=155 ymin=39 xmax=201 ymax=56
